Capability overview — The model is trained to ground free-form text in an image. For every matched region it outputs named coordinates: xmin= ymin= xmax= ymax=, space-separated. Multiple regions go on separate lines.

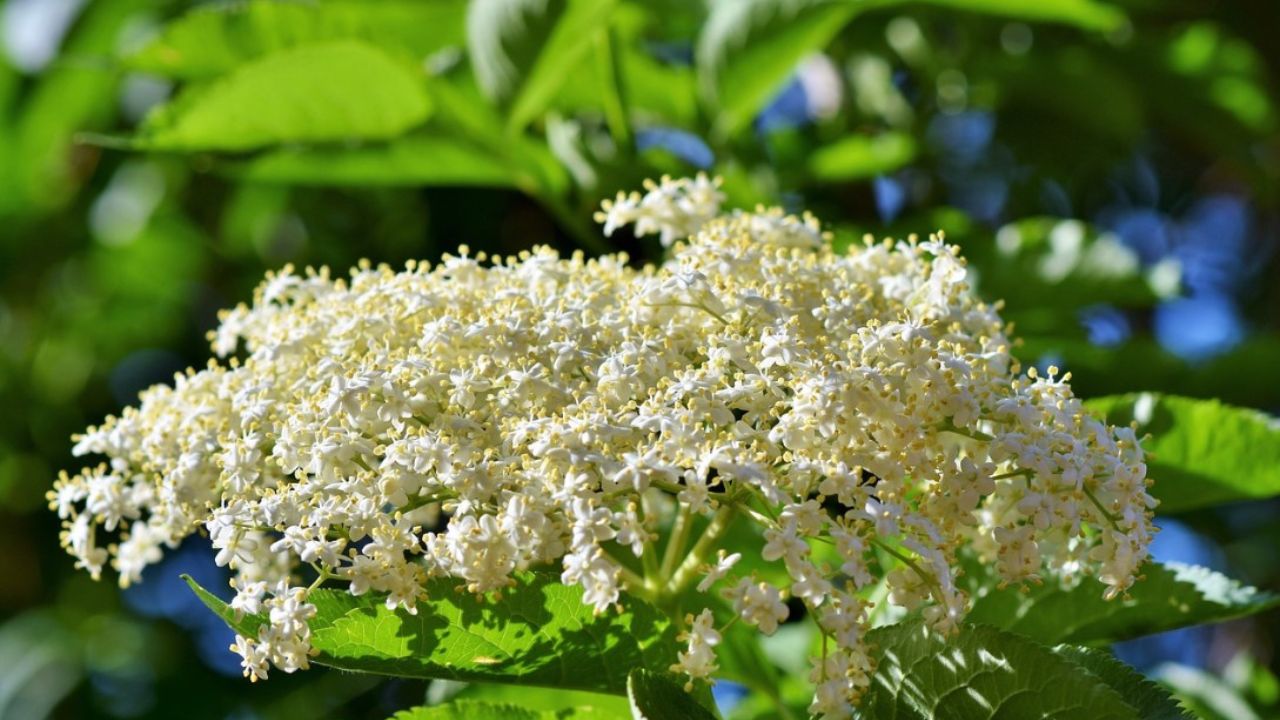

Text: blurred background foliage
xmin=1 ymin=0 xmax=1278 ymax=717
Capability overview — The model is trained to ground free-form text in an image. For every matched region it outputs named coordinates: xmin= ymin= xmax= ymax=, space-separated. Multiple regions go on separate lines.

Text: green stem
xmin=639 ymin=495 xmax=661 ymax=588
xmin=667 ymin=505 xmax=737 ymax=597
xmin=938 ymin=418 xmax=995 ymax=442
xmin=871 ymin=537 xmax=947 ymax=609
xmin=399 ymin=488 xmax=457 ymax=514
xmin=594 ymin=28 xmax=631 ymax=151
xmin=1082 ymin=484 xmax=1122 ymax=531
xmin=660 ymin=502 xmax=694 ymax=581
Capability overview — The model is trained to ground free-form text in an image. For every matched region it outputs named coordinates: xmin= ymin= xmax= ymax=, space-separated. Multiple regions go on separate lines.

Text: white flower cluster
xmin=52 ymin=176 xmax=1154 ymax=714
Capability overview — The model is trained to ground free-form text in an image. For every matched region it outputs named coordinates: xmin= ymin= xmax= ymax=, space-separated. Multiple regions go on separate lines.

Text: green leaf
xmin=391 ymin=699 xmax=614 ymax=719
xmin=1084 ymin=393 xmax=1280 ymax=513
xmin=963 ymin=560 xmax=1280 ymax=646
xmin=134 ymin=41 xmax=431 ymax=152
xmin=466 ymin=0 xmax=618 ymax=130
xmin=1053 ymin=647 xmax=1194 ymax=720
xmin=626 ymin=669 xmax=718 ymax=720
xmin=184 ymin=571 xmax=678 ymax=695
xmin=858 ymin=620 xmax=1141 ymax=719
xmin=235 ymin=134 xmax=516 ymax=187
xmin=807 ymin=132 xmax=916 ymax=181
xmin=124 ymin=0 xmax=468 ymax=80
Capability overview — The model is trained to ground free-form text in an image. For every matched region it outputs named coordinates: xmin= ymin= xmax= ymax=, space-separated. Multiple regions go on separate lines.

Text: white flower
xmin=697 ymin=551 xmax=742 ymax=593
xmin=54 ymin=177 xmax=1154 ymax=711
xmin=726 ymin=578 xmax=789 ymax=634
xmin=671 ymin=609 xmax=721 ymax=685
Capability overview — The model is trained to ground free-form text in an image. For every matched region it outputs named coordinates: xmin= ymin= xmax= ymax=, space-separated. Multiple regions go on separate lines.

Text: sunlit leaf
xmin=133 ymin=41 xmax=430 ymax=152
xmin=185 ymin=572 xmax=678 ymax=695
xmin=1085 ymin=393 xmax=1280 ymax=512
xmin=124 ymin=0 xmax=468 ymax=79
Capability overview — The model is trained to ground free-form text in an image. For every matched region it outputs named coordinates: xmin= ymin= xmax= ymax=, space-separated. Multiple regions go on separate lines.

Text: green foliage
xmin=627 ymin=669 xmax=719 ymax=720
xmin=807 ymin=132 xmax=916 ymax=181
xmin=964 ymin=560 xmax=1280 ymax=645
xmin=236 ymin=135 xmax=517 ymax=188
xmin=857 ymin=620 xmax=1175 ymax=719
xmin=132 ymin=41 xmax=431 ymax=152
xmin=467 ymin=0 xmax=619 ymax=131
xmin=697 ymin=0 xmax=864 ymax=139
xmin=123 ymin=1 xmax=468 ymax=80
xmin=184 ymin=572 xmax=678 ymax=695
xmin=1086 ymin=394 xmax=1280 ymax=513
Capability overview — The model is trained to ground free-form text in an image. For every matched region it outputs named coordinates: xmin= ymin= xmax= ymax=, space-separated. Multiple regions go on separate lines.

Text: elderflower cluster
xmin=52 ymin=176 xmax=1154 ymax=715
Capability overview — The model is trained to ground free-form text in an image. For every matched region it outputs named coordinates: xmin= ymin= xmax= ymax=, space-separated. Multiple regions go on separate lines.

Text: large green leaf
xmin=124 ymin=0 xmax=467 ymax=79
xmin=1053 ymin=647 xmax=1194 ymax=720
xmin=963 ymin=560 xmax=1279 ymax=646
xmin=235 ymin=134 xmax=516 ymax=187
xmin=466 ymin=0 xmax=618 ymax=130
xmin=391 ymin=700 xmax=613 ymax=719
xmin=627 ymin=669 xmax=718 ymax=720
xmin=185 ymin=572 xmax=677 ymax=695
xmin=1085 ymin=393 xmax=1280 ymax=513
xmin=134 ymin=41 xmax=431 ymax=152
xmin=858 ymin=621 xmax=1141 ymax=719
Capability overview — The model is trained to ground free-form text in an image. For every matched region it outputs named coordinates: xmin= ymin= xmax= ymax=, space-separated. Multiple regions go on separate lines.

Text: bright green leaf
xmin=807 ymin=132 xmax=916 ymax=181
xmin=124 ymin=1 xmax=468 ymax=80
xmin=1053 ymin=647 xmax=1194 ymax=720
xmin=858 ymin=620 xmax=1141 ymax=719
xmin=963 ymin=560 xmax=1280 ymax=645
xmin=235 ymin=134 xmax=516 ymax=188
xmin=135 ymin=41 xmax=431 ymax=152
xmin=626 ymin=669 xmax=718 ymax=720
xmin=185 ymin=572 xmax=677 ymax=696
xmin=1085 ymin=393 xmax=1280 ymax=512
